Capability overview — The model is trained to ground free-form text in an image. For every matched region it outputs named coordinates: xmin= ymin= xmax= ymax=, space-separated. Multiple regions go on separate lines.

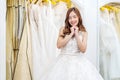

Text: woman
xmin=41 ymin=7 xmax=104 ymax=80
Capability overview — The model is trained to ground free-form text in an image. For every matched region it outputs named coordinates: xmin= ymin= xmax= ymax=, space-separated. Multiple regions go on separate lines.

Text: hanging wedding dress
xmin=53 ymin=1 xmax=68 ymax=29
xmin=29 ymin=4 xmax=46 ymax=80
xmin=99 ymin=9 xmax=120 ymax=80
xmin=6 ymin=0 xmax=32 ymax=80
xmin=112 ymin=9 xmax=120 ymax=42
xmin=28 ymin=3 xmax=60 ymax=80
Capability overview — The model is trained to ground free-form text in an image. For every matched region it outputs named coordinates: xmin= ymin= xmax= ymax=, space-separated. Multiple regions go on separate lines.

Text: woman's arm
xmin=57 ymin=27 xmax=74 ymax=49
xmin=75 ymin=31 xmax=88 ymax=53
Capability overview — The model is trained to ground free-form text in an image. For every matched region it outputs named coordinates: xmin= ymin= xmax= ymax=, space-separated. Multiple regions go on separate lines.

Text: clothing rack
xmin=27 ymin=0 xmax=72 ymax=8
xmin=100 ymin=2 xmax=120 ymax=13
xmin=7 ymin=5 xmax=25 ymax=8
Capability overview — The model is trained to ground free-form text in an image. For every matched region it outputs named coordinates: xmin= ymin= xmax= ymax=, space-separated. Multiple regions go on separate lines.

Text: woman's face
xmin=68 ymin=11 xmax=79 ymax=26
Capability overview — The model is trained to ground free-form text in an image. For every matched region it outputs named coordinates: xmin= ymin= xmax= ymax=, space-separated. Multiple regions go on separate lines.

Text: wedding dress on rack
xmin=99 ymin=9 xmax=120 ymax=80
xmin=53 ymin=1 xmax=68 ymax=29
xmin=28 ymin=3 xmax=60 ymax=80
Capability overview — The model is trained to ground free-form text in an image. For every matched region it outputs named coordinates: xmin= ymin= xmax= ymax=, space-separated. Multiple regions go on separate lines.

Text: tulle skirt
xmin=41 ymin=53 xmax=104 ymax=80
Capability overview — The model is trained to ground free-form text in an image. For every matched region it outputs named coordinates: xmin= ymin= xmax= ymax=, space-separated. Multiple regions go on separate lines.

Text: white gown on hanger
xmin=41 ymin=32 xmax=104 ymax=80
xmin=29 ymin=3 xmax=60 ymax=80
xmin=53 ymin=1 xmax=68 ymax=30
xmin=99 ymin=9 xmax=120 ymax=80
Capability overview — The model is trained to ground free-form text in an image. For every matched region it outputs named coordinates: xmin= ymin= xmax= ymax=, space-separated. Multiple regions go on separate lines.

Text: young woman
xmin=41 ymin=7 xmax=104 ymax=80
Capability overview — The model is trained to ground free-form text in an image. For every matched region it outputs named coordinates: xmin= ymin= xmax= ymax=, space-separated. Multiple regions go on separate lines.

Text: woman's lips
xmin=71 ymin=21 xmax=77 ymax=25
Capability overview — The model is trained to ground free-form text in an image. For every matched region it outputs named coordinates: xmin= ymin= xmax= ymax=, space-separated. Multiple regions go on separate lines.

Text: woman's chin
xmin=72 ymin=24 xmax=77 ymax=26
xmin=72 ymin=23 xmax=78 ymax=26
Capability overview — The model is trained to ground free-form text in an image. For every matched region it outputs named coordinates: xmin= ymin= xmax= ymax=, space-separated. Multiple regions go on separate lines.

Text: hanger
xmin=31 ymin=0 xmax=38 ymax=4
xmin=36 ymin=0 xmax=42 ymax=5
xmin=36 ymin=0 xmax=50 ymax=5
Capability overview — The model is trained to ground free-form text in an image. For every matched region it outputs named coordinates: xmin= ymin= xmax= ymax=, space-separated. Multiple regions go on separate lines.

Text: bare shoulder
xmin=82 ymin=31 xmax=88 ymax=37
xmin=59 ymin=26 xmax=65 ymax=34
xmin=58 ymin=26 xmax=65 ymax=37
xmin=59 ymin=26 xmax=65 ymax=32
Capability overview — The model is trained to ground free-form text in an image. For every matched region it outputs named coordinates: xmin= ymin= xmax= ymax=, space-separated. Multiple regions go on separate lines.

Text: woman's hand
xmin=74 ymin=26 xmax=79 ymax=36
xmin=70 ymin=27 xmax=75 ymax=35
xmin=70 ymin=26 xmax=79 ymax=36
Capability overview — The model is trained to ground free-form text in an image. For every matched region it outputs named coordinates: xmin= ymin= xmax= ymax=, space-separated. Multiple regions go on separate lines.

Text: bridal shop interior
xmin=0 ymin=0 xmax=120 ymax=80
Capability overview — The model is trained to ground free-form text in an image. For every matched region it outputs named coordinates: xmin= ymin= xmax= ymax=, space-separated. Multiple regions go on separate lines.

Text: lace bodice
xmin=61 ymin=32 xmax=82 ymax=55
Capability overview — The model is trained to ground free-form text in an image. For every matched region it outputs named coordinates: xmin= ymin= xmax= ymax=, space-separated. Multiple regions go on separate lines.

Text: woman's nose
xmin=71 ymin=18 xmax=74 ymax=21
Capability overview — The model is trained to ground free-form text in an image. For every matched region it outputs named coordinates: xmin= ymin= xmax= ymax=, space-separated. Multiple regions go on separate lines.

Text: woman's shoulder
xmin=79 ymin=31 xmax=88 ymax=36
xmin=60 ymin=26 xmax=65 ymax=30
xmin=59 ymin=26 xmax=65 ymax=32
xmin=58 ymin=26 xmax=65 ymax=36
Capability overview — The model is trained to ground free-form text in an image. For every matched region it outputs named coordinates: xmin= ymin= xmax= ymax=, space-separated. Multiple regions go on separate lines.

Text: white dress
xmin=99 ymin=9 xmax=120 ymax=80
xmin=29 ymin=4 xmax=60 ymax=80
xmin=41 ymin=32 xmax=104 ymax=80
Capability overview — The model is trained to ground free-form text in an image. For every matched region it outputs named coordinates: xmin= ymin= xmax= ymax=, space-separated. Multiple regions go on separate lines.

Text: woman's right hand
xmin=70 ymin=27 xmax=75 ymax=35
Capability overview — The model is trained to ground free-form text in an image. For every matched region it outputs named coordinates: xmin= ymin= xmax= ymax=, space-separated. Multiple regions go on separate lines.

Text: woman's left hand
xmin=74 ymin=26 xmax=79 ymax=35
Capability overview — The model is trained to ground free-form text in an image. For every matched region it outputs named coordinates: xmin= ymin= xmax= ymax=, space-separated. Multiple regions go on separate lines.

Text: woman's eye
xmin=73 ymin=16 xmax=77 ymax=18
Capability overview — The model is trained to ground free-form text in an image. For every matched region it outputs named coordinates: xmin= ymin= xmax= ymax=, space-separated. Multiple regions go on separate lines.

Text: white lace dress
xmin=41 ymin=33 xmax=104 ymax=80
